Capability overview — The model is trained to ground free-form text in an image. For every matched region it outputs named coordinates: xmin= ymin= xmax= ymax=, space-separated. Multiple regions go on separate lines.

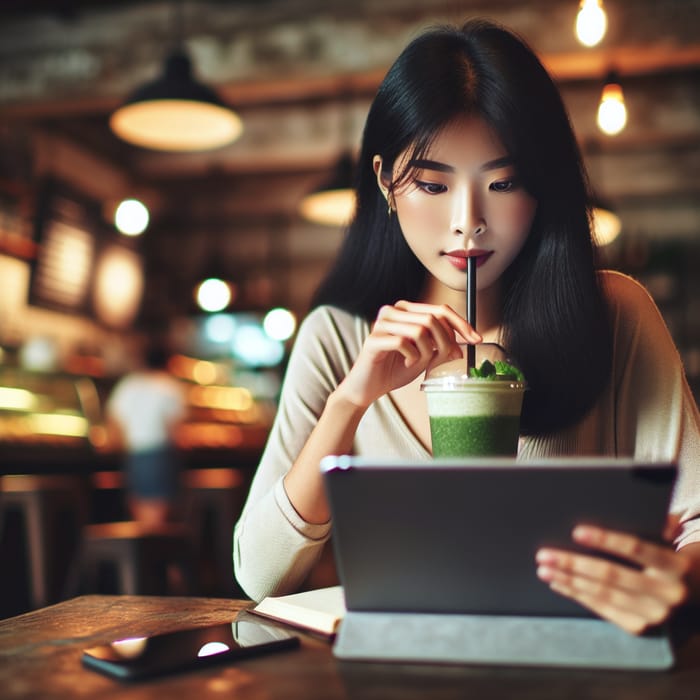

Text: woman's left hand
xmin=535 ymin=521 xmax=691 ymax=635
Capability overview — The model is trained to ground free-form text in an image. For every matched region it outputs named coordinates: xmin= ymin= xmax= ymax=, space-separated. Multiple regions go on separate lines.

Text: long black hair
xmin=311 ymin=19 xmax=612 ymax=436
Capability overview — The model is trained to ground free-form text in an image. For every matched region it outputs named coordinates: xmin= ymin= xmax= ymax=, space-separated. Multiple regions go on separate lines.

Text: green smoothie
xmin=429 ymin=415 xmax=521 ymax=457
xmin=421 ymin=359 xmax=525 ymax=458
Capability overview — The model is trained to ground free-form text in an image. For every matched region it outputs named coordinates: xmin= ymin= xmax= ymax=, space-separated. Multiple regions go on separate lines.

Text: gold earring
xmin=386 ymin=191 xmax=394 ymax=217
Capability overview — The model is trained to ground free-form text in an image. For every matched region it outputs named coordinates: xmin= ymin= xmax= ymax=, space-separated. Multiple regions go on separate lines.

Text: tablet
xmin=321 ymin=456 xmax=677 ymax=619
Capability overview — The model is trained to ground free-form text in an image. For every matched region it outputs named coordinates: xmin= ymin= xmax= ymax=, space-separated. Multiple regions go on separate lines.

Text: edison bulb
xmin=597 ymin=82 xmax=627 ymax=135
xmin=576 ymin=0 xmax=607 ymax=47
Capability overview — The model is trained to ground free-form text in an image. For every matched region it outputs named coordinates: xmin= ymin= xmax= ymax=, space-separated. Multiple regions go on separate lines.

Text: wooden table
xmin=1 ymin=595 xmax=700 ymax=699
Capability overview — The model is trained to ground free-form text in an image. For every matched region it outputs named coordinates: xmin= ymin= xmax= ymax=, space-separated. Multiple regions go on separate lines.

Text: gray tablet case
xmin=320 ymin=456 xmax=677 ymax=670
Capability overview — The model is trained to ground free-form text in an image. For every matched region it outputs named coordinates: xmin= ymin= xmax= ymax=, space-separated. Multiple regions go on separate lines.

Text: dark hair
xmin=311 ymin=19 xmax=611 ymax=436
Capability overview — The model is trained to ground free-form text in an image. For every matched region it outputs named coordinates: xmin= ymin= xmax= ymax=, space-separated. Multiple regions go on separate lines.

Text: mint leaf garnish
xmin=469 ymin=359 xmax=496 ymax=378
xmin=494 ymin=360 xmax=525 ymax=382
xmin=469 ymin=358 xmax=525 ymax=382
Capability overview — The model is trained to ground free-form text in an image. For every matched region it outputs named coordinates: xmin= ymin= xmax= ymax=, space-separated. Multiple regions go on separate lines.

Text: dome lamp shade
xmin=109 ymin=50 xmax=243 ymax=152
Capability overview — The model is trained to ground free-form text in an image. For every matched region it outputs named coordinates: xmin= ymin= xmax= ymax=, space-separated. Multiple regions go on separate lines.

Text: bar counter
xmin=1 ymin=595 xmax=700 ymax=699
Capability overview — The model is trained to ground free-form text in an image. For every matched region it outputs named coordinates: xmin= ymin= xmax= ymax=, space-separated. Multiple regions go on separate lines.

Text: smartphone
xmin=82 ymin=618 xmax=300 ymax=681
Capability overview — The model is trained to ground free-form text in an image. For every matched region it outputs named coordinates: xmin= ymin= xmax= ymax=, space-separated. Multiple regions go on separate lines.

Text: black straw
xmin=467 ymin=256 xmax=476 ymax=372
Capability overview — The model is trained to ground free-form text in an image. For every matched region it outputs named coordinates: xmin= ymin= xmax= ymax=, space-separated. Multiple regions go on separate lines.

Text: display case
xmin=0 ymin=365 xmax=106 ymax=473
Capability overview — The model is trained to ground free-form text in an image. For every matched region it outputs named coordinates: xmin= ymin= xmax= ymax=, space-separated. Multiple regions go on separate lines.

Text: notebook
xmin=320 ymin=456 xmax=678 ymax=669
xmin=250 ymin=586 xmax=345 ymax=638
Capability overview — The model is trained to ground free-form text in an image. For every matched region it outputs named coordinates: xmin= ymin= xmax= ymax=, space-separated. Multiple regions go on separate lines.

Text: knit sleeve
xmin=604 ymin=271 xmax=700 ymax=548
xmin=233 ymin=306 xmax=358 ymax=601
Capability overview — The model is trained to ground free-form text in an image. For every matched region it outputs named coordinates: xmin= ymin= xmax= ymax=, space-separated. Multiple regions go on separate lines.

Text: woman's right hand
xmin=336 ymin=300 xmax=481 ymax=408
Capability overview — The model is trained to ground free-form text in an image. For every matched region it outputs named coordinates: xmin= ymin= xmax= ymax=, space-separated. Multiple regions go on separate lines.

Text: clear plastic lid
xmin=420 ymin=343 xmax=525 ymax=391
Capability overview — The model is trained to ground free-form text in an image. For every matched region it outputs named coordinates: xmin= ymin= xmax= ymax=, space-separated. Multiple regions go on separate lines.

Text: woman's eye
xmin=416 ymin=181 xmax=447 ymax=195
xmin=490 ymin=179 xmax=515 ymax=193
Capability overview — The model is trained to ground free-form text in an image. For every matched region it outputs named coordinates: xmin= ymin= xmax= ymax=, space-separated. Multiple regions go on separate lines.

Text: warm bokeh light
xmin=114 ymin=198 xmax=149 ymax=236
xmin=263 ymin=307 xmax=297 ymax=341
xmin=196 ymin=278 xmax=232 ymax=312
xmin=0 ymin=387 xmax=36 ymax=411
xmin=192 ymin=360 xmax=218 ymax=385
xmin=189 ymin=384 xmax=253 ymax=412
xmin=29 ymin=413 xmax=88 ymax=437
xmin=597 ymin=80 xmax=627 ymax=135
xmin=575 ymin=0 xmax=607 ymax=47
xmin=298 ymin=189 xmax=356 ymax=227
xmin=110 ymin=100 xmax=243 ymax=152
xmin=92 ymin=246 xmax=144 ymax=328
xmin=591 ymin=206 xmax=622 ymax=246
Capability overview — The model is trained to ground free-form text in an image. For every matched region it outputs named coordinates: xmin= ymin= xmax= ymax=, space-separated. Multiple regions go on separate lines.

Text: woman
xmin=234 ymin=19 xmax=700 ymax=635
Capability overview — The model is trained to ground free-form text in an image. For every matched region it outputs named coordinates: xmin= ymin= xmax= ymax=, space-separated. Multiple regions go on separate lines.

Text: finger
xmin=572 ymin=525 xmax=689 ymax=579
xmin=536 ymin=548 xmax=687 ymax=608
xmin=547 ymin=581 xmax=664 ymax=636
xmin=375 ymin=309 xmax=466 ymax=360
xmin=664 ymin=514 xmax=682 ymax=542
xmin=378 ymin=304 xmax=459 ymax=343
xmin=364 ymin=332 xmax=422 ymax=368
xmin=375 ymin=319 xmax=448 ymax=362
xmin=395 ymin=301 xmax=481 ymax=342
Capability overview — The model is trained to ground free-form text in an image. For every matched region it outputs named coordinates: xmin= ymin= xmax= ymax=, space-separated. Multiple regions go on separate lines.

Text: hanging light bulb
xmin=575 ymin=0 xmax=608 ymax=47
xmin=597 ymin=72 xmax=628 ymax=136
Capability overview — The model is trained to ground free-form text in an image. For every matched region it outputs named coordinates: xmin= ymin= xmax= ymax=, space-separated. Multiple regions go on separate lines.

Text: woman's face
xmin=375 ymin=116 xmax=537 ymax=295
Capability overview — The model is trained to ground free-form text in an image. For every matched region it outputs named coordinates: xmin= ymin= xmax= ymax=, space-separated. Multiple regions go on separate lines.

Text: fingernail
xmin=537 ymin=565 xmax=553 ymax=582
xmin=573 ymin=525 xmax=597 ymax=543
xmin=535 ymin=550 xmax=556 ymax=564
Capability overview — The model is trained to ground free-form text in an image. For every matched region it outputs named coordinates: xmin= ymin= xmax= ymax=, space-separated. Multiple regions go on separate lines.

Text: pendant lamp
xmin=299 ymin=152 xmax=357 ymax=227
xmin=110 ymin=49 xmax=242 ymax=152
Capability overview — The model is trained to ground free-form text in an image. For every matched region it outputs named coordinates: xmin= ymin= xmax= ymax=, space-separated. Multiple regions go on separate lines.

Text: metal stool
xmin=182 ymin=468 xmax=248 ymax=596
xmin=0 ymin=474 xmax=89 ymax=611
xmin=71 ymin=520 xmax=193 ymax=596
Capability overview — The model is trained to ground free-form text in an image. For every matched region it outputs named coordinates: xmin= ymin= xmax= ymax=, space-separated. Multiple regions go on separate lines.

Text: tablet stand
xmin=333 ymin=612 xmax=674 ymax=670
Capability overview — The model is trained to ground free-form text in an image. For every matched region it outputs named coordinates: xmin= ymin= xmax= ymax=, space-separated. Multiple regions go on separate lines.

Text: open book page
xmin=250 ymin=586 xmax=346 ymax=637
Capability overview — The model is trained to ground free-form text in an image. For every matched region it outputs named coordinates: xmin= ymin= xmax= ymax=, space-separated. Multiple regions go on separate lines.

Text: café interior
xmin=0 ymin=0 xmax=699 ymax=623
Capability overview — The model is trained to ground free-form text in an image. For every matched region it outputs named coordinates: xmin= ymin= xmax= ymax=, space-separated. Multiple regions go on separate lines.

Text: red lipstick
xmin=443 ymin=249 xmax=492 ymax=271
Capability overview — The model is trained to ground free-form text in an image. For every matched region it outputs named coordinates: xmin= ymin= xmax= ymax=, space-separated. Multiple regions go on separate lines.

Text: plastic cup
xmin=421 ymin=344 xmax=525 ymax=458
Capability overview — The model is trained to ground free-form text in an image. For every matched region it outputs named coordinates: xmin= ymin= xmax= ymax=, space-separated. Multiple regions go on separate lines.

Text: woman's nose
xmin=451 ymin=189 xmax=486 ymax=239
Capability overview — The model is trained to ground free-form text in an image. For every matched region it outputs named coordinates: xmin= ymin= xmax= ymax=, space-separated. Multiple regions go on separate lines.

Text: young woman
xmin=234 ymin=19 xmax=700 ymax=635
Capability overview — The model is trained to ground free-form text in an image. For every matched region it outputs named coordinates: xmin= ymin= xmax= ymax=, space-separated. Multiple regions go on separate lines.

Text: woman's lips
xmin=443 ymin=250 xmax=492 ymax=271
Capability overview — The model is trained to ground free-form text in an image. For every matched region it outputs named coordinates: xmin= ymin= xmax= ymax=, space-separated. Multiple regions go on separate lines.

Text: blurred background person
xmin=106 ymin=342 xmax=187 ymax=527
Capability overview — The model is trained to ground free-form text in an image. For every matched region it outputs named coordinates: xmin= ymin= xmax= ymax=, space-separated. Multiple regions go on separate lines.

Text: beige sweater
xmin=233 ymin=271 xmax=700 ymax=601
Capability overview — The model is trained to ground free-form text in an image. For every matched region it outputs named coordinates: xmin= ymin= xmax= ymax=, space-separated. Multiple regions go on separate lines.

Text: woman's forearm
xmin=283 ymin=388 xmax=368 ymax=524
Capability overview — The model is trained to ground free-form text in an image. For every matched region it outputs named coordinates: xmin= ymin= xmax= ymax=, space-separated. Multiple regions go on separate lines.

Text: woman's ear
xmin=372 ymin=155 xmax=391 ymax=201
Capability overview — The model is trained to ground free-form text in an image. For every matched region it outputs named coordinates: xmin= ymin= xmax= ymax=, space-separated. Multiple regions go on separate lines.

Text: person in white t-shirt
xmin=106 ymin=344 xmax=187 ymax=527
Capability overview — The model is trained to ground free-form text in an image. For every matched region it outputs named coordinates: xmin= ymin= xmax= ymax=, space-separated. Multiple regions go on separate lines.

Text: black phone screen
xmin=82 ymin=618 xmax=300 ymax=681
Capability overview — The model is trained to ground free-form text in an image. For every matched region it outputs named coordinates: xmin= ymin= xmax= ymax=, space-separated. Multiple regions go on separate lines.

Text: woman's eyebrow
xmin=408 ymin=158 xmax=454 ymax=173
xmin=407 ymin=156 xmax=513 ymax=173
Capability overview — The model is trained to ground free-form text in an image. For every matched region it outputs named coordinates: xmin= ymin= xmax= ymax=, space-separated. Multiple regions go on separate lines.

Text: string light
xmin=597 ymin=73 xmax=628 ymax=135
xmin=575 ymin=0 xmax=608 ymax=47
